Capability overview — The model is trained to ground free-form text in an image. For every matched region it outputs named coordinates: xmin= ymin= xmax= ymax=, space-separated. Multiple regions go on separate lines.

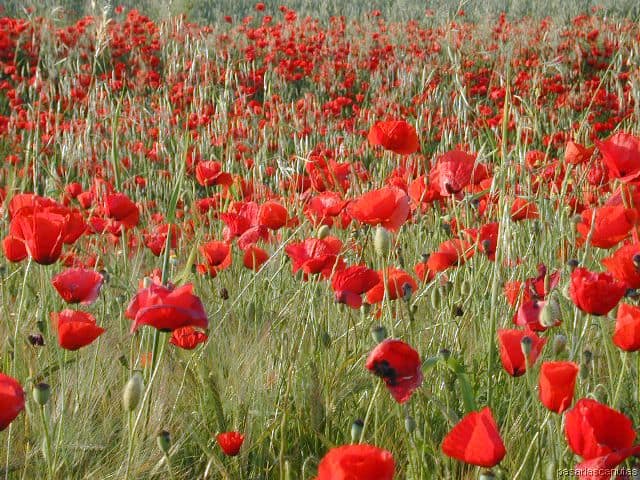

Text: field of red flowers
xmin=2 ymin=4 xmax=640 ymax=479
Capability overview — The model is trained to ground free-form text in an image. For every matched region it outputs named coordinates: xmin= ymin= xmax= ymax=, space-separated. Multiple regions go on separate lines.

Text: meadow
xmin=1 ymin=2 xmax=640 ymax=479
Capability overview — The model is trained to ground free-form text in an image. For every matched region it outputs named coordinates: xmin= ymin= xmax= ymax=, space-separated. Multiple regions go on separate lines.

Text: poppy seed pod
xmin=123 ymin=371 xmax=144 ymax=412
xmin=374 ymin=226 xmax=391 ymax=257
xmin=157 ymin=430 xmax=171 ymax=454
xmin=316 ymin=225 xmax=330 ymax=239
xmin=33 ymin=383 xmax=50 ymax=406
xmin=350 ymin=419 xmax=363 ymax=443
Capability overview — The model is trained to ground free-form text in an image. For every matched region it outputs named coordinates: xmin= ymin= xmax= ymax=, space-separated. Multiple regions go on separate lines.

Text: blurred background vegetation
xmin=2 ymin=0 xmax=640 ymax=23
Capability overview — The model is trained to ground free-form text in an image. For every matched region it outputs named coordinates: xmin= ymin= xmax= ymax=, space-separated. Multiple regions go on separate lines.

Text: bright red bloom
xmin=125 ymin=283 xmax=208 ymax=333
xmin=463 ymin=222 xmax=499 ymax=260
xmin=367 ymin=120 xmax=419 ymax=155
xmin=348 ymin=186 xmax=410 ymax=232
xmin=258 ymin=200 xmax=288 ymax=230
xmin=595 ymin=132 xmax=640 ymax=182
xmin=564 ymin=140 xmax=594 ymax=165
xmin=315 ymin=444 xmax=395 ymax=480
xmin=51 ymin=268 xmax=104 ymax=305
xmin=4 ymin=210 xmax=67 ymax=265
xmin=601 ymin=243 xmax=640 ymax=289
xmin=0 ymin=373 xmax=25 ymax=431
xmin=569 ymin=267 xmax=626 ymax=316
xmin=510 ymin=197 xmax=539 ymax=221
xmin=285 ymin=236 xmax=343 ymax=279
xmin=365 ymin=268 xmax=417 ymax=304
xmin=429 ymin=150 xmax=487 ymax=197
xmin=576 ymin=206 xmax=637 ymax=249
xmin=538 ymin=361 xmax=579 ymax=413
xmin=497 ymin=329 xmax=546 ymax=377
xmin=216 ymin=431 xmax=244 ymax=456
xmin=303 ymin=192 xmax=347 ymax=227
xmin=565 ymin=398 xmax=636 ymax=460
xmin=426 ymin=239 xmax=474 ymax=273
xmin=195 ymin=161 xmax=232 ymax=187
xmin=51 ymin=309 xmax=105 ymax=350
xmin=365 ymin=339 xmax=422 ymax=403
xmin=613 ymin=303 xmax=640 ymax=351
xmin=243 ymin=245 xmax=269 ymax=271
xmin=104 ymin=193 xmax=139 ymax=229
xmin=331 ymin=265 xmax=380 ymax=308
xmin=197 ymin=240 xmax=232 ymax=277
xmin=169 ymin=327 xmax=208 ymax=350
xmin=441 ymin=407 xmax=506 ymax=468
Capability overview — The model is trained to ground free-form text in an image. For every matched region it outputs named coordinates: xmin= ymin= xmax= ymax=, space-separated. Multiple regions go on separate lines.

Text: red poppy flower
xmin=565 ymin=398 xmax=636 ymax=460
xmin=601 ymin=243 xmax=640 ymax=289
xmin=463 ymin=222 xmax=499 ymax=260
xmin=197 ymin=240 xmax=232 ymax=277
xmin=0 ymin=373 xmax=25 ymax=431
xmin=429 ymin=150 xmax=487 ymax=197
xmin=569 ymin=267 xmax=626 ymax=316
xmin=104 ymin=193 xmax=139 ymax=229
xmin=169 ymin=327 xmax=208 ymax=350
xmin=367 ymin=119 xmax=419 ymax=155
xmin=195 ymin=161 xmax=233 ymax=187
xmin=365 ymin=339 xmax=423 ymax=403
xmin=3 ymin=210 xmax=68 ymax=265
xmin=348 ymin=186 xmax=410 ymax=232
xmin=425 ymin=239 xmax=474 ymax=273
xmin=564 ymin=141 xmax=594 ymax=165
xmin=51 ymin=309 xmax=105 ymax=350
xmin=331 ymin=265 xmax=380 ymax=308
xmin=243 ymin=245 xmax=269 ymax=271
xmin=613 ymin=303 xmax=640 ymax=351
xmin=125 ymin=283 xmax=208 ymax=333
xmin=441 ymin=407 xmax=506 ymax=468
xmin=258 ymin=200 xmax=288 ymax=230
xmin=315 ymin=444 xmax=395 ymax=480
xmin=51 ymin=268 xmax=104 ymax=305
xmin=365 ymin=267 xmax=417 ymax=304
xmin=497 ymin=329 xmax=546 ymax=377
xmin=285 ymin=236 xmax=343 ymax=279
xmin=595 ymin=132 xmax=640 ymax=182
xmin=143 ymin=223 xmax=180 ymax=256
xmin=538 ymin=361 xmax=579 ymax=413
xmin=510 ymin=197 xmax=539 ymax=221
xmin=575 ymin=206 xmax=637 ymax=249
xmin=216 ymin=431 xmax=244 ymax=456
xmin=303 ymin=192 xmax=348 ymax=227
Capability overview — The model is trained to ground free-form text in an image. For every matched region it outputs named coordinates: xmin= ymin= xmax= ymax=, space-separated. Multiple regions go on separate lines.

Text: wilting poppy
xmin=51 ymin=268 xmax=104 ymax=305
xmin=331 ymin=265 xmax=380 ymax=308
xmin=367 ymin=119 xmax=419 ymax=155
xmin=285 ymin=236 xmax=343 ymax=279
xmin=51 ymin=309 xmax=105 ymax=350
xmin=216 ymin=431 xmax=244 ymax=456
xmin=575 ymin=206 xmax=637 ymax=249
xmin=0 ymin=373 xmax=25 ymax=431
xmin=595 ymin=132 xmax=640 ymax=182
xmin=538 ymin=361 xmax=579 ymax=413
xmin=126 ymin=283 xmax=208 ymax=333
xmin=613 ymin=303 xmax=640 ymax=351
xmin=315 ymin=444 xmax=395 ymax=480
xmin=365 ymin=339 xmax=423 ymax=403
xmin=569 ymin=267 xmax=626 ymax=316
xmin=565 ymin=398 xmax=636 ymax=460
xmin=497 ymin=329 xmax=546 ymax=377
xmin=601 ymin=243 xmax=640 ymax=289
xmin=169 ymin=327 xmax=208 ymax=350
xmin=441 ymin=407 xmax=506 ymax=468
xmin=348 ymin=186 xmax=410 ymax=232
xmin=365 ymin=267 xmax=417 ymax=304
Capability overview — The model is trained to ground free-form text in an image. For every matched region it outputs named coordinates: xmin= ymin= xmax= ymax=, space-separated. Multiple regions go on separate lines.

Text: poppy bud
xmin=317 ymin=225 xmax=330 ymax=239
xmin=545 ymin=460 xmax=557 ymax=480
xmin=570 ymin=214 xmax=583 ymax=224
xmin=540 ymin=295 xmax=561 ymax=328
xmin=402 ymin=282 xmax=413 ymax=301
xmin=143 ymin=276 xmax=153 ymax=288
xmin=33 ymin=383 xmax=50 ymax=406
xmin=567 ymin=259 xmax=579 ymax=271
xmin=453 ymin=305 xmax=464 ymax=317
xmin=479 ymin=472 xmax=496 ymax=480
xmin=459 ymin=279 xmax=472 ymax=297
xmin=246 ymin=301 xmax=255 ymax=319
xmin=219 ymin=287 xmax=229 ymax=300
xmin=552 ymin=334 xmax=567 ymax=356
xmin=439 ymin=348 xmax=451 ymax=361
xmin=481 ymin=239 xmax=492 ymax=254
xmin=371 ymin=325 xmax=387 ymax=343
xmin=521 ymin=336 xmax=533 ymax=357
xmin=430 ymin=286 xmax=444 ymax=309
xmin=374 ymin=226 xmax=391 ymax=257
xmin=580 ymin=350 xmax=592 ymax=380
xmin=123 ymin=371 xmax=144 ymax=412
xmin=404 ymin=415 xmax=416 ymax=434
xmin=420 ymin=253 xmax=429 ymax=263
xmin=350 ymin=419 xmax=363 ymax=442
xmin=157 ymin=430 xmax=171 ymax=454
xmin=28 ymin=333 xmax=45 ymax=346
xmin=321 ymin=331 xmax=332 ymax=347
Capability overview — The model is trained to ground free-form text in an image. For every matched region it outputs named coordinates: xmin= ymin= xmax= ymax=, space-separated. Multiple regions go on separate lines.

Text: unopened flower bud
xmin=123 ymin=371 xmax=144 ymax=412
xmin=540 ymin=295 xmax=561 ymax=328
xmin=371 ymin=326 xmax=387 ymax=343
xmin=439 ymin=349 xmax=451 ymax=361
xmin=350 ymin=419 xmax=363 ymax=443
xmin=33 ymin=383 xmax=50 ymax=406
xmin=143 ymin=276 xmax=153 ymax=288
xmin=430 ymin=286 xmax=444 ymax=310
xmin=570 ymin=214 xmax=582 ymax=224
xmin=552 ymin=334 xmax=567 ymax=356
xmin=567 ymin=259 xmax=579 ymax=272
xmin=219 ymin=287 xmax=229 ymax=300
xmin=402 ymin=282 xmax=413 ymax=301
xmin=479 ymin=471 xmax=496 ymax=480
xmin=374 ymin=226 xmax=391 ymax=257
xmin=157 ymin=430 xmax=171 ymax=454
xmin=317 ymin=225 xmax=330 ymax=239
xmin=405 ymin=415 xmax=416 ymax=434
xmin=521 ymin=336 xmax=533 ymax=357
